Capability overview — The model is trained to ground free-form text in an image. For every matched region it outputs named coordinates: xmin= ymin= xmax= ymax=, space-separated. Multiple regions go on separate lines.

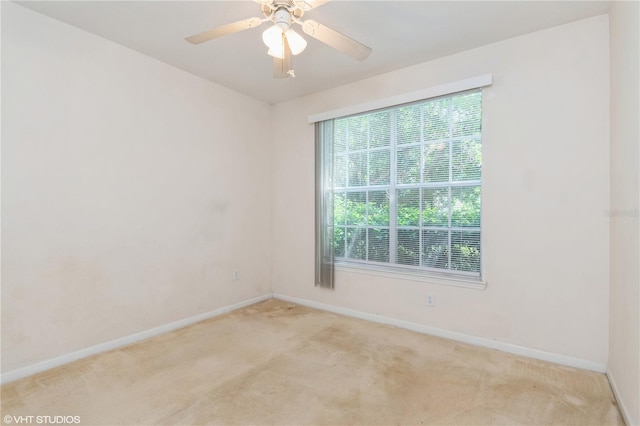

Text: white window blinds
xmin=317 ymin=89 xmax=483 ymax=278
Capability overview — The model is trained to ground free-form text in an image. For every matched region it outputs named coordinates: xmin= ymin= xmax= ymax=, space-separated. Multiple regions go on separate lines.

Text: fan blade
xmin=301 ymin=19 xmax=371 ymax=61
xmin=293 ymin=0 xmax=329 ymax=11
xmin=274 ymin=36 xmax=293 ymax=79
xmin=186 ymin=17 xmax=262 ymax=45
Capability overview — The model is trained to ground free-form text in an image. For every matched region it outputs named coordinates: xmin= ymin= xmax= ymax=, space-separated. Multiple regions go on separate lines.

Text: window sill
xmin=335 ymin=262 xmax=487 ymax=290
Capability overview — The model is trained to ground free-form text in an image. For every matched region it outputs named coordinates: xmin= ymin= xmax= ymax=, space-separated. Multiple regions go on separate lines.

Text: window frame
xmin=331 ymin=91 xmax=483 ymax=280
xmin=312 ymin=76 xmax=491 ymax=289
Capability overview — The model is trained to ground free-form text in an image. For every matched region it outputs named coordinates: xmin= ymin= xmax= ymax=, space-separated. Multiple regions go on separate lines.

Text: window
xmin=318 ymin=90 xmax=482 ymax=280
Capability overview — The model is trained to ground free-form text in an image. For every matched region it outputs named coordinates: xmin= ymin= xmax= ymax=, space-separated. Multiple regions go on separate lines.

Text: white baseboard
xmin=2 ymin=292 xmax=609 ymax=386
xmin=0 ymin=294 xmax=272 ymax=385
xmin=273 ymin=293 xmax=607 ymax=373
xmin=607 ymin=369 xmax=636 ymax=426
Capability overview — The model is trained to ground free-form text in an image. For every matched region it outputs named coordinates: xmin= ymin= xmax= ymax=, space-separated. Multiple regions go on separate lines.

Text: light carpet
xmin=1 ymin=299 xmax=623 ymax=425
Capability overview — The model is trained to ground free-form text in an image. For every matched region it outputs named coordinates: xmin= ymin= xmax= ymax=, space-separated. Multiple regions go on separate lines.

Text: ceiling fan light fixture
xmin=267 ymin=45 xmax=285 ymax=59
xmin=262 ymin=24 xmax=283 ymax=49
xmin=267 ymin=31 xmax=285 ymax=59
xmin=285 ymin=29 xmax=307 ymax=55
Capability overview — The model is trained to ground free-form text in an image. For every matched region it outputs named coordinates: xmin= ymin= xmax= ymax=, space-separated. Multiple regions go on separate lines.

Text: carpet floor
xmin=1 ymin=299 xmax=624 ymax=425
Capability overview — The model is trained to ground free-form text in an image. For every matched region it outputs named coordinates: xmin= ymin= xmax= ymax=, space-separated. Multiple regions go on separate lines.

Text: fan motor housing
xmin=261 ymin=1 xmax=304 ymax=20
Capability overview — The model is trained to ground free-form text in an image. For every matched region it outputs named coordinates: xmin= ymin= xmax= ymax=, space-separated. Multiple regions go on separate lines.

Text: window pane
xmin=452 ymin=139 xmax=481 ymax=182
xmin=334 ymin=154 xmax=347 ymax=188
xmin=451 ymin=231 xmax=480 ymax=272
xmin=346 ymin=192 xmax=366 ymax=225
xmin=452 ymin=92 xmax=482 ymax=137
xmin=451 ymin=186 xmax=481 ymax=228
xmin=368 ymin=191 xmax=389 ymax=226
xmin=397 ymin=229 xmax=420 ymax=266
xmin=423 ymin=142 xmax=449 ymax=183
xmin=334 ymin=227 xmax=345 ymax=257
xmin=397 ymin=189 xmax=420 ymax=226
xmin=397 ymin=106 xmax=421 ymax=145
xmin=326 ymin=90 xmax=482 ymax=277
xmin=368 ymin=228 xmax=389 ymax=262
xmin=334 ymin=120 xmax=347 ymax=153
xmin=422 ymin=187 xmax=449 ymax=227
xmin=369 ymin=149 xmax=390 ymax=185
xmin=348 ymin=152 xmax=367 ymax=186
xmin=345 ymin=228 xmax=366 ymax=260
xmin=369 ymin=111 xmax=391 ymax=148
xmin=423 ymin=98 xmax=450 ymax=141
xmin=345 ymin=116 xmax=368 ymax=150
xmin=397 ymin=146 xmax=420 ymax=184
xmin=422 ymin=230 xmax=449 ymax=269
xmin=334 ymin=192 xmax=346 ymax=225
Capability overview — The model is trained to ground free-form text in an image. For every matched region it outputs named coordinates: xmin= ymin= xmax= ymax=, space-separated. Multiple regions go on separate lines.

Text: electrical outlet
xmin=232 ymin=269 xmax=240 ymax=281
xmin=426 ymin=294 xmax=435 ymax=306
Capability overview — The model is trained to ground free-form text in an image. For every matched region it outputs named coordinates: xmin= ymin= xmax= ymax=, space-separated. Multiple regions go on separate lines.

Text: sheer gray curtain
xmin=315 ymin=120 xmax=335 ymax=288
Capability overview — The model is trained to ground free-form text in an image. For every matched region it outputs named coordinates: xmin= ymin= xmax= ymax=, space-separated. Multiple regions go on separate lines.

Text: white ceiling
xmin=16 ymin=1 xmax=611 ymax=104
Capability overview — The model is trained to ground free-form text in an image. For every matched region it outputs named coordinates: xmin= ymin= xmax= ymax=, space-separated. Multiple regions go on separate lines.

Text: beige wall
xmin=1 ymin=2 xmax=272 ymax=373
xmin=609 ymin=1 xmax=640 ymax=424
xmin=271 ymin=15 xmax=611 ymax=367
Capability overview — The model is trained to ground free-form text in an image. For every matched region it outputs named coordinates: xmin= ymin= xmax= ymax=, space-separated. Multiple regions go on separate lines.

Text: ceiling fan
xmin=185 ymin=0 xmax=372 ymax=79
